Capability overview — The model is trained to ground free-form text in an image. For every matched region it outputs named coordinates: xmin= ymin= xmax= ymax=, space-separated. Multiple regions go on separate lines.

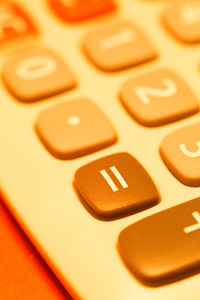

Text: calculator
xmin=1 ymin=0 xmax=200 ymax=299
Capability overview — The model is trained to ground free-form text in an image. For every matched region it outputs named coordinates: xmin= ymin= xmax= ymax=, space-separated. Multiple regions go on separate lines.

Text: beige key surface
xmin=83 ymin=21 xmax=157 ymax=71
xmin=163 ymin=1 xmax=200 ymax=43
xmin=160 ymin=123 xmax=200 ymax=187
xmin=3 ymin=48 xmax=76 ymax=102
xmin=35 ymin=98 xmax=117 ymax=159
xmin=119 ymin=68 xmax=199 ymax=127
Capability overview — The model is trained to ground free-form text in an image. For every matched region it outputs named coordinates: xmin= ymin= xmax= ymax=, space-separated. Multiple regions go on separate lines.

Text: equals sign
xmin=100 ymin=166 xmax=128 ymax=192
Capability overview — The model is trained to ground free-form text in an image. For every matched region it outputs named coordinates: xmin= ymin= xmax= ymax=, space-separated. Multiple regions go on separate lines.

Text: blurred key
xmin=83 ymin=21 xmax=156 ymax=71
xmin=3 ymin=48 xmax=76 ymax=102
xmin=50 ymin=0 xmax=116 ymax=23
xmin=0 ymin=1 xmax=36 ymax=45
xmin=160 ymin=123 xmax=200 ymax=187
xmin=164 ymin=1 xmax=200 ymax=43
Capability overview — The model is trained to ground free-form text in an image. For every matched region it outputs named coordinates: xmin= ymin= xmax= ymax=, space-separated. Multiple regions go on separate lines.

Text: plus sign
xmin=184 ymin=212 xmax=200 ymax=233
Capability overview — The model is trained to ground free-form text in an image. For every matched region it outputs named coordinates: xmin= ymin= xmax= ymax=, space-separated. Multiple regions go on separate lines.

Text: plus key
xmin=118 ymin=197 xmax=200 ymax=286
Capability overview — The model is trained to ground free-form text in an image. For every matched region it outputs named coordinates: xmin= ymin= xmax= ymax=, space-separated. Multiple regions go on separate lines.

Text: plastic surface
xmin=1 ymin=1 xmax=200 ymax=300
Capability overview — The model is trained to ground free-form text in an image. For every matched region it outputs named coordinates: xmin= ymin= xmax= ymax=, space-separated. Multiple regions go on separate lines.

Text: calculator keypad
xmin=2 ymin=0 xmax=200 ymax=294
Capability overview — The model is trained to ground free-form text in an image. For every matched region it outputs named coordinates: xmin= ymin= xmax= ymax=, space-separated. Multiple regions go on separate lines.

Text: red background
xmin=0 ymin=196 xmax=72 ymax=300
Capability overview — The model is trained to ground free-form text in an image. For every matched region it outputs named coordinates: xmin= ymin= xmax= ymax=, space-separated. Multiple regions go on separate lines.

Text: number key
xmin=164 ymin=1 xmax=200 ymax=43
xmin=119 ymin=68 xmax=199 ymax=127
xmin=83 ymin=21 xmax=156 ymax=71
xmin=160 ymin=123 xmax=200 ymax=187
xmin=3 ymin=48 xmax=76 ymax=102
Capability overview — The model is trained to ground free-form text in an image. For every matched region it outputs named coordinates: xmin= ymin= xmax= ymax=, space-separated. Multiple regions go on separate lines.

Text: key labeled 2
xmin=119 ymin=68 xmax=199 ymax=126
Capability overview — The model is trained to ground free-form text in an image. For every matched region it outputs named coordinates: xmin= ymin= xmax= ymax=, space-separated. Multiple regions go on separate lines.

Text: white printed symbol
xmin=184 ymin=211 xmax=200 ymax=233
xmin=180 ymin=3 xmax=200 ymax=25
xmin=68 ymin=115 xmax=80 ymax=126
xmin=16 ymin=55 xmax=57 ymax=80
xmin=135 ymin=78 xmax=177 ymax=104
xmin=179 ymin=141 xmax=200 ymax=158
xmin=99 ymin=28 xmax=136 ymax=50
xmin=100 ymin=166 xmax=128 ymax=192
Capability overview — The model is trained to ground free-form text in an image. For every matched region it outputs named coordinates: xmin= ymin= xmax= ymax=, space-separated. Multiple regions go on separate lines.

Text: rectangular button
xmin=83 ymin=21 xmax=157 ymax=71
xmin=118 ymin=197 xmax=200 ymax=286
xmin=75 ymin=152 xmax=160 ymax=220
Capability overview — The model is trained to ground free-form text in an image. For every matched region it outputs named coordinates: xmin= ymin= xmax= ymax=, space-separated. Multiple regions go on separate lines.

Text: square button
xmin=119 ymin=68 xmax=199 ymax=127
xmin=160 ymin=123 xmax=200 ymax=187
xmin=163 ymin=1 xmax=200 ymax=43
xmin=0 ymin=1 xmax=36 ymax=45
xmin=35 ymin=98 xmax=117 ymax=159
xmin=83 ymin=21 xmax=157 ymax=71
xmin=3 ymin=48 xmax=76 ymax=102
xmin=50 ymin=0 xmax=116 ymax=23
xmin=75 ymin=152 xmax=160 ymax=220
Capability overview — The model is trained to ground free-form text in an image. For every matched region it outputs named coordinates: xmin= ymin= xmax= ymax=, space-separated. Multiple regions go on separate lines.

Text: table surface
xmin=0 ymin=196 xmax=73 ymax=300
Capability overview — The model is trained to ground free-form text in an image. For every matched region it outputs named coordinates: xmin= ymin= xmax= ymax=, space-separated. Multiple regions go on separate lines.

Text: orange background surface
xmin=0 ymin=196 xmax=72 ymax=300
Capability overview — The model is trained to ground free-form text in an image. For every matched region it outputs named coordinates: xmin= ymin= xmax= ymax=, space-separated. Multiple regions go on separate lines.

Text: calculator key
xmin=83 ymin=21 xmax=156 ymax=71
xmin=75 ymin=152 xmax=160 ymax=220
xmin=118 ymin=197 xmax=200 ymax=286
xmin=0 ymin=1 xmax=36 ymax=45
xmin=3 ymin=48 xmax=76 ymax=102
xmin=119 ymin=68 xmax=199 ymax=127
xmin=160 ymin=123 xmax=200 ymax=187
xmin=163 ymin=1 xmax=200 ymax=43
xmin=36 ymin=98 xmax=117 ymax=159
xmin=50 ymin=0 xmax=116 ymax=23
